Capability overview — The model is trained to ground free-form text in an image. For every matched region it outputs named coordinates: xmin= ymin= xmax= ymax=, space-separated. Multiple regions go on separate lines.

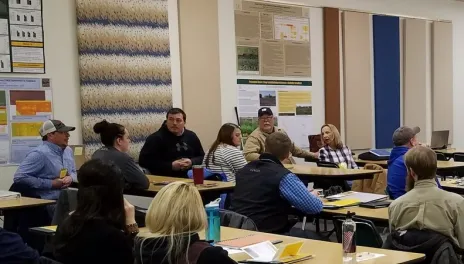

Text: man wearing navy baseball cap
xmin=13 ymin=119 xmax=77 ymax=217
xmin=243 ymin=107 xmax=318 ymax=164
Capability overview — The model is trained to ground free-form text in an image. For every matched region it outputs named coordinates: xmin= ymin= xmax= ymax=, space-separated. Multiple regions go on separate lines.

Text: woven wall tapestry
xmin=76 ymin=0 xmax=172 ymax=159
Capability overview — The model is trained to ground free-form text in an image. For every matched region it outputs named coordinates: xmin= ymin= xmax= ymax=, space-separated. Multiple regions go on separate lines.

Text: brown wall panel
xmin=432 ymin=21 xmax=453 ymax=143
xmin=342 ymin=12 xmax=373 ymax=149
xmin=323 ymin=7 xmax=341 ymax=130
xmin=403 ymin=19 xmax=428 ymax=143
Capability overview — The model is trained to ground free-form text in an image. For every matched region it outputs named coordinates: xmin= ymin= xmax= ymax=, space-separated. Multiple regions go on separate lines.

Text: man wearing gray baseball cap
xmin=387 ymin=126 xmax=441 ymax=199
xmin=13 ymin=119 xmax=77 ymax=217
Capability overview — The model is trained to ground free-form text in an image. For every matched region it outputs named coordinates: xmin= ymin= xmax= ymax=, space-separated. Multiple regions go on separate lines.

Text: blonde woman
xmin=319 ymin=124 xmax=358 ymax=169
xmin=135 ymin=182 xmax=237 ymax=264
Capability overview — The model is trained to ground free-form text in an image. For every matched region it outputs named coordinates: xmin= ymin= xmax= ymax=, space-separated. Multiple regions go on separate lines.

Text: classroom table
xmin=322 ymin=205 xmax=389 ymax=223
xmin=122 ymin=175 xmax=235 ymax=202
xmin=285 ymin=164 xmax=382 ymax=181
xmin=146 ymin=175 xmax=235 ymax=193
xmin=32 ymin=226 xmax=424 ymax=264
xmin=355 ymin=158 xmax=464 ymax=172
xmin=435 ymin=148 xmax=464 ymax=158
xmin=439 ymin=179 xmax=464 ymax=194
xmin=0 ymin=197 xmax=55 ymax=210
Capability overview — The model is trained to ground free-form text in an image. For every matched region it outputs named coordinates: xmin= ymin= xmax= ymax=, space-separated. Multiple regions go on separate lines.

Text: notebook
xmin=0 ymin=191 xmax=20 ymax=200
xmin=326 ymin=191 xmax=388 ymax=204
xmin=323 ymin=198 xmax=361 ymax=209
xmin=216 ymin=234 xmax=278 ymax=249
xmin=369 ymin=149 xmax=390 ymax=157
xmin=239 ymin=241 xmax=313 ymax=263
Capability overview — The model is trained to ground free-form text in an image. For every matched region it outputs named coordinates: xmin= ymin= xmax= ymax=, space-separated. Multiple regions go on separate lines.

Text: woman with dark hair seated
xmin=92 ymin=120 xmax=149 ymax=190
xmin=53 ymin=159 xmax=138 ymax=264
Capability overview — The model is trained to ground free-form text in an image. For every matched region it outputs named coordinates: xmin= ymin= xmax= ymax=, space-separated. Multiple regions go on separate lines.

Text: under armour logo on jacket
xmin=176 ymin=142 xmax=188 ymax=152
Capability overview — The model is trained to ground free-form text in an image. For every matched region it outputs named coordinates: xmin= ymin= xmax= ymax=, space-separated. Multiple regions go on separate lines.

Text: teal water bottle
xmin=205 ymin=198 xmax=221 ymax=243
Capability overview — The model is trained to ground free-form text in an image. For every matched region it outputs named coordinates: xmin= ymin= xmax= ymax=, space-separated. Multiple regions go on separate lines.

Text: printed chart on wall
xmin=0 ymin=0 xmax=44 ymax=73
xmin=0 ymin=77 xmax=52 ymax=164
xmin=234 ymin=0 xmax=310 ymax=77
xmin=237 ymin=79 xmax=312 ymax=148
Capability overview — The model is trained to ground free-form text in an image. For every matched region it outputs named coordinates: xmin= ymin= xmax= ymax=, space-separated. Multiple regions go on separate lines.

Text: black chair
xmin=436 ymin=153 xmax=448 ymax=161
xmin=452 ymin=153 xmax=464 ymax=178
xmin=52 ymin=189 xmax=147 ymax=227
xmin=453 ymin=152 xmax=464 ymax=162
xmin=332 ymin=216 xmax=383 ymax=248
xmin=317 ymin=161 xmax=339 ymax=168
xmin=437 ymin=153 xmax=456 ymax=180
xmin=220 ymin=209 xmax=258 ymax=231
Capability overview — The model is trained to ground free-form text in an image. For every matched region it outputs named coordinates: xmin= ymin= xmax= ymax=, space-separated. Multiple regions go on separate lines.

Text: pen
xmin=271 ymin=240 xmax=283 ymax=245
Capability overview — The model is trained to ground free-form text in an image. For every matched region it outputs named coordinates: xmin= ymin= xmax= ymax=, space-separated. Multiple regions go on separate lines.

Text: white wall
xmin=0 ymin=0 xmax=183 ymax=190
xmin=218 ymin=0 xmax=464 ymax=148
xmin=0 ymin=0 xmax=81 ymax=190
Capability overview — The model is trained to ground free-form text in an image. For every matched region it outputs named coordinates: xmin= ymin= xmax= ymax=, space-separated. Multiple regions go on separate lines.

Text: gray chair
xmin=52 ymin=189 xmax=147 ymax=227
xmin=52 ymin=189 xmax=78 ymax=226
xmin=220 ymin=209 xmax=258 ymax=231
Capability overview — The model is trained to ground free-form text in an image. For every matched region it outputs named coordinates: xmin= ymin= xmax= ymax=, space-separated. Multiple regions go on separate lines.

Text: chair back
xmin=332 ymin=216 xmax=383 ymax=248
xmin=351 ymin=164 xmax=387 ymax=194
xmin=52 ymin=189 xmax=147 ymax=227
xmin=436 ymin=153 xmax=448 ymax=161
xmin=453 ymin=152 xmax=464 ymax=162
xmin=308 ymin=134 xmax=322 ymax=153
xmin=317 ymin=161 xmax=339 ymax=168
xmin=52 ymin=189 xmax=78 ymax=226
xmin=220 ymin=209 xmax=258 ymax=231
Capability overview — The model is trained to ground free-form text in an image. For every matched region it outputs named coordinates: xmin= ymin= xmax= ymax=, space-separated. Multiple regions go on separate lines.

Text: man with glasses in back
xmin=243 ymin=107 xmax=318 ymax=164
xmin=139 ymin=108 xmax=205 ymax=178
xmin=13 ymin=119 xmax=77 ymax=216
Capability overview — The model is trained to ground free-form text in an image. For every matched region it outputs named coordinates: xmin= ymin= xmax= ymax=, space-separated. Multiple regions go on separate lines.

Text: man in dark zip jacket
xmin=139 ymin=108 xmax=204 ymax=178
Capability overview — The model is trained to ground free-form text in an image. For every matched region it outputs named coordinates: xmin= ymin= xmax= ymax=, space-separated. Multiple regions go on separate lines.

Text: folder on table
xmin=216 ymin=234 xmax=277 ymax=249
xmin=323 ymin=198 xmax=361 ymax=209
xmin=239 ymin=241 xmax=313 ymax=263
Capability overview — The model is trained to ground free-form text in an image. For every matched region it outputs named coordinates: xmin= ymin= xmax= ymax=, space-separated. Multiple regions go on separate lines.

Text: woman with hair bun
xmin=92 ymin=120 xmax=149 ymax=190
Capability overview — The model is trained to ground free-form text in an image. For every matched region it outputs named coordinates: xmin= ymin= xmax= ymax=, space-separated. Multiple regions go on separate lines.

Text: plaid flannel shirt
xmin=319 ymin=145 xmax=358 ymax=169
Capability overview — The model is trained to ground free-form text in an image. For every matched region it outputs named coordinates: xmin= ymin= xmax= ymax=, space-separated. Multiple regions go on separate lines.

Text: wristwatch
xmin=125 ymin=222 xmax=139 ymax=235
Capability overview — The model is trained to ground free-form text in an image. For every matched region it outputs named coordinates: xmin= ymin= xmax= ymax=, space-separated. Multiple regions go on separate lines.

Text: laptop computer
xmin=430 ymin=130 xmax=449 ymax=150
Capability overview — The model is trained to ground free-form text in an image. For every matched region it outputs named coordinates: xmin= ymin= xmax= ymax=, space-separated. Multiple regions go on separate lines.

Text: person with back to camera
xmin=53 ymin=159 xmax=139 ymax=264
xmin=92 ymin=120 xmax=149 ymax=190
xmin=243 ymin=107 xmax=318 ymax=164
xmin=134 ymin=181 xmax=237 ymax=264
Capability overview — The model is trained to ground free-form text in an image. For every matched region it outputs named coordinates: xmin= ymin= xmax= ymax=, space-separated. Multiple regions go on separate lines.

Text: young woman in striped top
xmin=203 ymin=123 xmax=247 ymax=182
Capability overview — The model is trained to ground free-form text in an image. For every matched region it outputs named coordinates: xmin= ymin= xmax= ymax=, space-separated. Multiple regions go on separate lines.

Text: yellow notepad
xmin=323 ymin=198 xmax=361 ymax=208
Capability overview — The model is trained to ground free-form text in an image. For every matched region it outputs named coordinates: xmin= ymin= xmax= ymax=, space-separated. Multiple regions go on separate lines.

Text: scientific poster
xmin=0 ymin=77 xmax=53 ymax=164
xmin=2 ymin=0 xmax=45 ymax=73
xmin=234 ymin=0 xmax=311 ymax=77
xmin=237 ymin=79 xmax=312 ymax=148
